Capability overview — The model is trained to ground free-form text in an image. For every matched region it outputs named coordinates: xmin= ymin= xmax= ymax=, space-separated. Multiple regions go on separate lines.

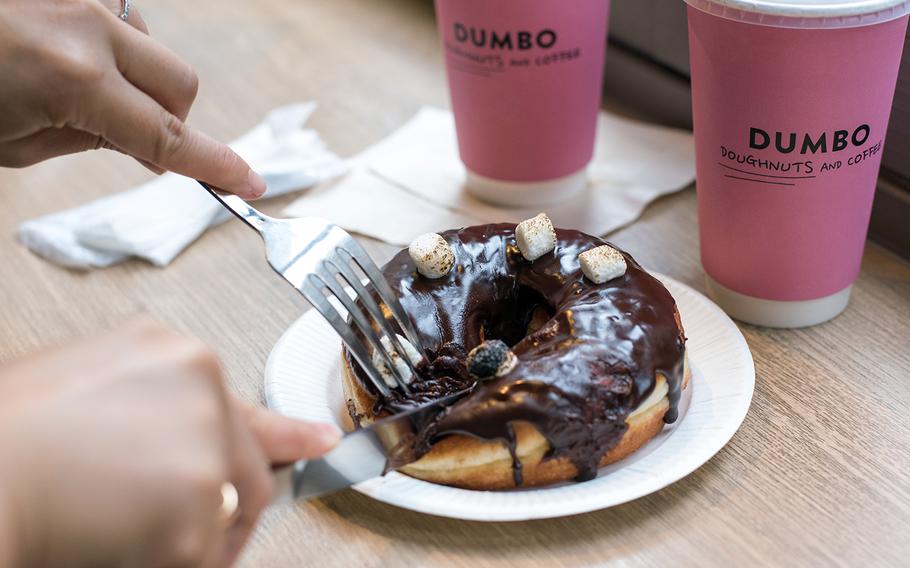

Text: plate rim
xmin=264 ymin=272 xmax=755 ymax=521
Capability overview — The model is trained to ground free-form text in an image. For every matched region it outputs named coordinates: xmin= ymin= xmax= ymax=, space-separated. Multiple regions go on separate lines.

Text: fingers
xmin=110 ymin=23 xmax=199 ymax=121
xmin=164 ymin=482 xmax=227 ymax=568
xmin=79 ymin=75 xmax=266 ymax=198
xmin=214 ymin=400 xmax=341 ymax=564
xmin=136 ymin=158 xmax=166 ymax=175
xmin=97 ymin=0 xmax=149 ymax=33
xmin=236 ymin=400 xmax=342 ymax=463
xmin=0 ymin=127 xmax=103 ymax=167
xmin=125 ymin=5 xmax=149 ymax=34
xmin=0 ymin=126 xmax=169 ymax=175
xmin=221 ymin=409 xmax=273 ymax=566
xmin=98 ymin=1 xmax=190 ymax=171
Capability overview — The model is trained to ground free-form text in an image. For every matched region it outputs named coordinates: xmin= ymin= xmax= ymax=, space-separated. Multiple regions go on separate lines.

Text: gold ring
xmin=217 ymin=482 xmax=240 ymax=525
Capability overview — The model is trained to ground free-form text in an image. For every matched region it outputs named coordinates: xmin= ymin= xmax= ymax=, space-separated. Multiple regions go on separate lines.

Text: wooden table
xmin=2 ymin=0 xmax=909 ymax=565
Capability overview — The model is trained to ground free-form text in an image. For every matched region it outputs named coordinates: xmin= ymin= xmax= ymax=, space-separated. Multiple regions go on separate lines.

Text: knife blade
xmin=270 ymin=390 xmax=468 ymax=503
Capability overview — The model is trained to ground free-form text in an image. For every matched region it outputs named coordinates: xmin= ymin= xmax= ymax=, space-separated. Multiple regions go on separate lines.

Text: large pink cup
xmin=686 ymin=0 xmax=910 ymax=327
xmin=435 ymin=0 xmax=610 ymax=207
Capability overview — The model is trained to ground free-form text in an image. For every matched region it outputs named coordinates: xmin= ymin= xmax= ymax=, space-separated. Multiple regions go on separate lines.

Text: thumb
xmin=235 ymin=400 xmax=342 ymax=463
xmin=0 ymin=128 xmax=103 ymax=167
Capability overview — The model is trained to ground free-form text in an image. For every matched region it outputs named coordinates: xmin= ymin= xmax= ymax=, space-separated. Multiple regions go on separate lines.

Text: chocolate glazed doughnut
xmin=342 ymin=223 xmax=689 ymax=489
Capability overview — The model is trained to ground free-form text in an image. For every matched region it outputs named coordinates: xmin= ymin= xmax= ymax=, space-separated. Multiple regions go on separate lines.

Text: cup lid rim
xmin=684 ymin=0 xmax=910 ymax=28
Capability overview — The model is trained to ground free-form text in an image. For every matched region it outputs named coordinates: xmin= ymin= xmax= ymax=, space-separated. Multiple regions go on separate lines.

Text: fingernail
xmin=318 ymin=423 xmax=342 ymax=448
xmin=246 ymin=170 xmax=267 ymax=199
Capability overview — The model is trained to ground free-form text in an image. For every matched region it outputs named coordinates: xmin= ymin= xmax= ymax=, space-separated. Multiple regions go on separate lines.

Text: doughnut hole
xmin=480 ymin=286 xmax=555 ymax=347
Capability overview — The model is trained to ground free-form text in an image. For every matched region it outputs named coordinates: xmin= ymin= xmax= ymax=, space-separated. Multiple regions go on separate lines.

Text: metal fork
xmin=198 ymin=182 xmax=421 ymax=396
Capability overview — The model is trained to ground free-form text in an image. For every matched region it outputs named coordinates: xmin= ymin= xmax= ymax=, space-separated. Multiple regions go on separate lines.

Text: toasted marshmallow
xmin=371 ymin=334 xmax=421 ymax=387
xmin=516 ymin=213 xmax=556 ymax=261
xmin=579 ymin=245 xmax=627 ymax=284
xmin=409 ymin=233 xmax=455 ymax=278
xmin=384 ymin=334 xmax=422 ymax=368
xmin=466 ymin=340 xmax=517 ymax=380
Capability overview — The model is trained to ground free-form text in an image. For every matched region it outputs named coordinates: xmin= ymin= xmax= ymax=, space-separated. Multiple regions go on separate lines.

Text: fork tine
xmin=339 ymin=237 xmax=426 ymax=355
xmin=326 ymin=254 xmax=421 ymax=379
xmin=298 ymin=278 xmax=392 ymax=398
xmin=312 ymin=267 xmax=413 ymax=392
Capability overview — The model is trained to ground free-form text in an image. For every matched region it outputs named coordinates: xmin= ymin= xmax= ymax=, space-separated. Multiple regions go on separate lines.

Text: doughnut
xmin=342 ymin=223 xmax=689 ymax=490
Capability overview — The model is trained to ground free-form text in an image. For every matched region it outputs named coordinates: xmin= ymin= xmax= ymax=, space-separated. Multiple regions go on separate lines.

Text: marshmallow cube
xmin=371 ymin=334 xmax=421 ymax=387
xmin=579 ymin=245 xmax=627 ymax=284
xmin=409 ymin=233 xmax=455 ymax=278
xmin=516 ymin=213 xmax=557 ymax=261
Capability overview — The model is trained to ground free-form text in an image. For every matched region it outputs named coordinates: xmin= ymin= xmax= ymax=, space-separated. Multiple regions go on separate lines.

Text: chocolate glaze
xmin=346 ymin=224 xmax=686 ymax=485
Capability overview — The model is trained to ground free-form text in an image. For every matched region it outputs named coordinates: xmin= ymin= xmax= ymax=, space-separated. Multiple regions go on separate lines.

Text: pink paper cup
xmin=686 ymin=0 xmax=910 ymax=327
xmin=435 ymin=0 xmax=610 ymax=207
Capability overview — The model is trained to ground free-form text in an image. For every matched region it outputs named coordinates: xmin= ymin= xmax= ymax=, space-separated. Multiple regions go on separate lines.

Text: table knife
xmin=270 ymin=390 xmax=466 ymax=503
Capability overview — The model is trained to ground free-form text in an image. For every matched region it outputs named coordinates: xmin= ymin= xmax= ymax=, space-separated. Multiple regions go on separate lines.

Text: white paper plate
xmin=264 ymin=273 xmax=754 ymax=521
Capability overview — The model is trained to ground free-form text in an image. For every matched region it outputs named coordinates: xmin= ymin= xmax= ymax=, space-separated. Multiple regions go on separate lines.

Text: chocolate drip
xmin=505 ymin=423 xmax=522 ymax=486
xmin=347 ymin=224 xmax=686 ymax=485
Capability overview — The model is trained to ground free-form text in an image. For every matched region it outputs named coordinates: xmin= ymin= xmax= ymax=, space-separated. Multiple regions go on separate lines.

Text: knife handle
xmin=270 ymin=461 xmax=307 ymax=505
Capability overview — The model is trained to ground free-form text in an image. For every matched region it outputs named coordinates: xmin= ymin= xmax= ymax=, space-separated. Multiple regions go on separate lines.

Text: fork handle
xmin=198 ymin=181 xmax=271 ymax=233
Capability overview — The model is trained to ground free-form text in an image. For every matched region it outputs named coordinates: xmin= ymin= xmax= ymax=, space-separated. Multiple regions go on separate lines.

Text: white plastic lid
xmin=685 ymin=0 xmax=910 ymax=28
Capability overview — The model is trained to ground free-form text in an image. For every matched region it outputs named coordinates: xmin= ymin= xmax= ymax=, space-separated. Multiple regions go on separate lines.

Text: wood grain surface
xmin=1 ymin=0 xmax=908 ymax=566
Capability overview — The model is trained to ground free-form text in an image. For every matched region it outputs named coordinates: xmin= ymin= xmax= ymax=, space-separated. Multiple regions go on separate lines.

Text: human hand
xmin=0 ymin=0 xmax=266 ymax=198
xmin=0 ymin=317 xmax=340 ymax=567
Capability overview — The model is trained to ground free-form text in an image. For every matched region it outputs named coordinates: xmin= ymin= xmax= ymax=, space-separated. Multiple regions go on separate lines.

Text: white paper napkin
xmin=284 ymin=107 xmax=694 ymax=245
xmin=17 ymin=102 xmax=347 ymax=268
